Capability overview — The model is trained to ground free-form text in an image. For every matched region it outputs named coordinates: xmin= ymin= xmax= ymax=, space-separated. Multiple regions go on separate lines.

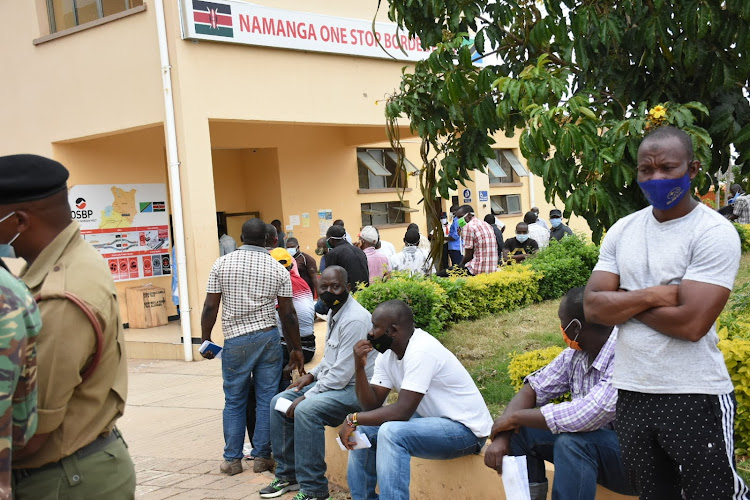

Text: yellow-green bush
xmin=507 ymin=346 xmax=565 ymax=391
xmin=734 ymin=223 xmax=750 ymax=254
xmin=718 ymin=334 xmax=750 ymax=455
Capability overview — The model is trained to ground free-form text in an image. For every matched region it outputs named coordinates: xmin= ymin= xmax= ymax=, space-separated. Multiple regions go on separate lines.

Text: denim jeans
xmin=511 ymin=426 xmax=637 ymax=499
xmin=221 ymin=328 xmax=283 ymax=460
xmin=348 ymin=416 xmax=485 ymax=500
xmin=314 ymin=299 xmax=329 ymax=316
xmin=270 ymin=383 xmax=360 ymax=498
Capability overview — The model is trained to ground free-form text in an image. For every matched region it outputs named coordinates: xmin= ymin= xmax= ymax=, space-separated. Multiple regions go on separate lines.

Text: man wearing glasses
xmin=483 ymin=287 xmax=635 ymax=500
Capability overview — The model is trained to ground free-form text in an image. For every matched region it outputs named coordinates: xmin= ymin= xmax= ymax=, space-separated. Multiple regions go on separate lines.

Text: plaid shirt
xmin=526 ymin=328 xmax=618 ymax=434
xmin=461 ymin=217 xmax=499 ymax=275
xmin=206 ymin=245 xmax=292 ymax=339
xmin=734 ymin=194 xmax=750 ymax=224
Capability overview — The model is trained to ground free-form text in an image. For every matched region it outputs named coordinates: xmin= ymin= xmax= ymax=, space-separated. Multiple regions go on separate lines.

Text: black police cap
xmin=0 ymin=154 xmax=69 ymax=205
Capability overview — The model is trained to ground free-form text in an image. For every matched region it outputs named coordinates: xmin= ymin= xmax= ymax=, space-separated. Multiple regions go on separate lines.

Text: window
xmin=47 ymin=0 xmax=143 ymax=33
xmin=488 ymin=149 xmax=529 ymax=184
xmin=490 ymin=194 xmax=522 ymax=215
xmin=361 ymin=201 xmax=416 ymax=226
xmin=357 ymin=148 xmax=417 ymax=190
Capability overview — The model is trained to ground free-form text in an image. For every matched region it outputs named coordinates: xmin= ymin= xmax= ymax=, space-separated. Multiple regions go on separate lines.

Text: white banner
xmin=181 ymin=0 xmax=431 ymax=62
xmin=68 ymin=184 xmax=171 ymax=282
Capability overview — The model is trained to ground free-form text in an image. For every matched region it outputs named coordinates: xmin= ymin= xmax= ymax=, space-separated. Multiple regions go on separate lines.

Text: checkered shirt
xmin=525 ymin=328 xmax=618 ymax=434
xmin=461 ymin=218 xmax=499 ymax=275
xmin=734 ymin=194 xmax=750 ymax=224
xmin=206 ymin=245 xmax=292 ymax=339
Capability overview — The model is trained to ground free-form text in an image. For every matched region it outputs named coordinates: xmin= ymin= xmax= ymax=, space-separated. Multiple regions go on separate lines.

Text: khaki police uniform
xmin=13 ymin=221 xmax=135 ymax=499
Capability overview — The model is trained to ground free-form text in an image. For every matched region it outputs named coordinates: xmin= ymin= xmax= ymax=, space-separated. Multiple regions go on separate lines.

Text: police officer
xmin=0 ymin=155 xmax=135 ymax=499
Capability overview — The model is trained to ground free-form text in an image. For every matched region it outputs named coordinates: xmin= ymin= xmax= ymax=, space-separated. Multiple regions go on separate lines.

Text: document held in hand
xmin=199 ymin=340 xmax=222 ymax=359
xmin=336 ymin=430 xmax=372 ymax=450
xmin=274 ymin=397 xmax=293 ymax=413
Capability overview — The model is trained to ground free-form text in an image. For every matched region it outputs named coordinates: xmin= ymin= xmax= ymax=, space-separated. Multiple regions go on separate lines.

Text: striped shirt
xmin=461 ymin=218 xmax=498 ymax=275
xmin=526 ymin=328 xmax=618 ymax=434
xmin=206 ymin=245 xmax=292 ymax=339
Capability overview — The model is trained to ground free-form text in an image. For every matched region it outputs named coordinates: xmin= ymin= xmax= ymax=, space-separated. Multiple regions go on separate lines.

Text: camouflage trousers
xmin=13 ymin=434 xmax=135 ymax=500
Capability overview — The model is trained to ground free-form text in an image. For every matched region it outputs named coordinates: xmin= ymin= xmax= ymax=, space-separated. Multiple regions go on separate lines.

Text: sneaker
xmin=259 ymin=478 xmax=300 ymax=498
xmin=253 ymin=456 xmax=276 ymax=473
xmin=315 ymin=312 xmax=328 ymax=321
xmin=219 ymin=458 xmax=243 ymax=476
xmin=242 ymin=443 xmax=254 ymax=460
xmin=291 ymin=492 xmax=331 ymax=500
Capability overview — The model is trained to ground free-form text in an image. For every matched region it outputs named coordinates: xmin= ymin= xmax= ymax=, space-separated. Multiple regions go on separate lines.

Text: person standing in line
xmin=484 ymin=214 xmax=504 ymax=265
xmin=333 ymin=219 xmax=353 ymax=244
xmin=524 ymin=211 xmax=550 ymax=249
xmin=549 ymin=209 xmax=574 ymax=241
xmin=0 ymin=260 xmax=40 ymax=499
xmin=436 ymin=205 xmax=497 ymax=276
xmin=447 ymin=206 xmax=463 ymax=266
xmin=358 ymin=226 xmax=391 ymax=282
xmin=1 ymin=155 xmax=135 ymax=499
xmin=219 ymin=223 xmax=237 ymax=256
xmin=201 ymin=218 xmax=305 ymax=475
xmin=531 ymin=207 xmax=549 ymax=229
xmin=584 ymin=126 xmax=748 ymax=498
xmin=390 ymin=228 xmax=432 ymax=275
xmin=271 ymin=220 xmax=286 ymax=248
xmin=286 ymin=237 xmax=320 ymax=298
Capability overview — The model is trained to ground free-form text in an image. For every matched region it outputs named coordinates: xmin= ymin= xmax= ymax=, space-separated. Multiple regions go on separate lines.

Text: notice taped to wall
xmin=68 ymin=184 xmax=171 ymax=283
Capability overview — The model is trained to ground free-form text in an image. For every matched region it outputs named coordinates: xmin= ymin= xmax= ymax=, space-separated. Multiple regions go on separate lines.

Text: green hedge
xmin=735 ymin=223 xmax=750 ymax=254
xmin=524 ymin=235 xmax=600 ymax=300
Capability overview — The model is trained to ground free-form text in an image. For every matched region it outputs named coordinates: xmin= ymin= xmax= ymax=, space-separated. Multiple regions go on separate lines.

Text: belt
xmin=13 ymin=428 xmax=122 ymax=481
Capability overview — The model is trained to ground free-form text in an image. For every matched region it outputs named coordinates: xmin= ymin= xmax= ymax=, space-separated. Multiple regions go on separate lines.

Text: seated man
xmin=484 ymin=287 xmax=635 ymax=500
xmin=340 ymin=300 xmax=493 ymax=500
xmin=503 ymin=222 xmax=539 ymax=264
xmin=261 ymin=266 xmax=377 ymax=500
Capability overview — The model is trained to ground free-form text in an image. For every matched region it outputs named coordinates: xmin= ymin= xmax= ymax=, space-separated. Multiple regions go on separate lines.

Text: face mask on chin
xmin=0 ymin=211 xmax=20 ymax=259
xmin=561 ymin=318 xmax=583 ymax=350
xmin=515 ymin=233 xmax=529 ymax=243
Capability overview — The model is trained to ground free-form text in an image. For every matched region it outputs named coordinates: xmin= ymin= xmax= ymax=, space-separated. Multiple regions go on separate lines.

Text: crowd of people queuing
xmin=0 ymin=125 xmax=747 ymax=500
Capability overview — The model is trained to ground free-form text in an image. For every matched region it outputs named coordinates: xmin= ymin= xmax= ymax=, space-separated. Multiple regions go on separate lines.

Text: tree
xmin=382 ymin=0 xmax=750 ymax=243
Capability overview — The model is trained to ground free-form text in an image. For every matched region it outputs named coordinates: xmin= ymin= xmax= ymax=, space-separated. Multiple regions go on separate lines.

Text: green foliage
xmin=524 ymin=235 xmax=600 ymax=300
xmin=735 ymin=223 xmax=750 ymax=254
xmin=354 ymin=272 xmax=449 ymax=335
xmin=383 ymin=0 xmax=750 ymax=243
xmin=718 ymin=337 xmax=750 ymax=455
xmin=433 ymin=265 xmax=541 ymax=322
xmin=719 ymin=282 xmax=750 ymax=341
xmin=507 ymin=346 xmax=564 ymax=391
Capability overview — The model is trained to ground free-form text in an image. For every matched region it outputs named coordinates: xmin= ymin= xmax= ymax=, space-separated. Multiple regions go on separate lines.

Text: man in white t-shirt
xmin=584 ymin=126 xmax=747 ymax=498
xmin=338 ymin=300 xmax=492 ymax=500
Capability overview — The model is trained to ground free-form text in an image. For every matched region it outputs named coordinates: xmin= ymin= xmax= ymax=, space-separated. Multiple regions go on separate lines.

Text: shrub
xmin=433 ymin=266 xmax=541 ymax=322
xmin=734 ymin=223 xmax=750 ymax=254
xmin=718 ymin=336 xmax=750 ymax=455
xmin=354 ymin=272 xmax=449 ymax=335
xmin=524 ymin=235 xmax=600 ymax=300
xmin=507 ymin=346 xmax=565 ymax=391
xmin=720 ymin=282 xmax=750 ymax=341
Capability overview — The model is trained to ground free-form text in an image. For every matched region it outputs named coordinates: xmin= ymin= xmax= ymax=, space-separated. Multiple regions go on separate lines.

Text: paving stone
xmin=136 ymin=470 xmax=173 ymax=483
xmin=147 ymin=457 xmax=206 ymax=473
xmin=142 ymin=472 xmax=202 ymax=488
xmin=138 ymin=487 xmax=184 ymax=500
xmin=179 ymin=460 xmax=225 ymax=475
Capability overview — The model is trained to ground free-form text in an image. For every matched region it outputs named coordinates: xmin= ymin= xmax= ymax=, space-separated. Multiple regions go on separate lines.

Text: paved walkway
xmin=120 ymin=323 xmax=349 ymax=499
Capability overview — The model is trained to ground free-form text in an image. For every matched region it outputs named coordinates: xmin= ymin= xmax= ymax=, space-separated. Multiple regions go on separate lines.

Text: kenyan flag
xmin=193 ymin=0 xmax=233 ymax=38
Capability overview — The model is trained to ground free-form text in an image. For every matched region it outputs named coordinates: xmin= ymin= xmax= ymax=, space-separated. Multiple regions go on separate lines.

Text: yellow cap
xmin=270 ymin=247 xmax=294 ymax=269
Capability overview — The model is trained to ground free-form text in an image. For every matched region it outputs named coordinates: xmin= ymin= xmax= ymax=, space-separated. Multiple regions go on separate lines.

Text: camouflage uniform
xmin=0 ymin=265 xmax=40 ymax=500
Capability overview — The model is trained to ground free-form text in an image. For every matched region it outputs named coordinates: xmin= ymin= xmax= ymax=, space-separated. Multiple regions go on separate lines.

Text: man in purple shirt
xmin=358 ymin=225 xmax=391 ymax=282
xmin=484 ymin=287 xmax=636 ymax=500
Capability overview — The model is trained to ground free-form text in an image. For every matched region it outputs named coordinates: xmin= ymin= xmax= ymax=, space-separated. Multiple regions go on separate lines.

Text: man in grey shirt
xmin=262 ymin=266 xmax=377 ymax=500
xmin=584 ymin=127 xmax=747 ymax=498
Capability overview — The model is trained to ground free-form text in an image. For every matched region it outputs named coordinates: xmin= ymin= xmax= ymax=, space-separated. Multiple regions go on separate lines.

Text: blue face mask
xmin=550 ymin=218 xmax=562 ymax=228
xmin=638 ymin=172 xmax=691 ymax=211
xmin=515 ymin=233 xmax=529 ymax=243
xmin=0 ymin=211 xmax=19 ymax=259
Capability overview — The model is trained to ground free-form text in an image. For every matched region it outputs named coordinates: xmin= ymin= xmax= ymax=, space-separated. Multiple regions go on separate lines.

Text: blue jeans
xmin=271 ymin=383 xmax=360 ymax=498
xmin=314 ymin=299 xmax=329 ymax=316
xmin=348 ymin=416 xmax=485 ymax=500
xmin=221 ymin=328 xmax=283 ymax=460
xmin=511 ymin=426 xmax=637 ymax=499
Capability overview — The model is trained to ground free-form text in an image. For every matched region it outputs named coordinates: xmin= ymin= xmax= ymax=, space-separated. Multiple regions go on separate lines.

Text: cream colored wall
xmin=52 ymin=126 xmax=179 ymax=322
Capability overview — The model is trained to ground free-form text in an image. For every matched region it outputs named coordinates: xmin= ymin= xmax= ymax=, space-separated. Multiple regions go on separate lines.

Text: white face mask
xmin=0 ymin=211 xmax=20 ymax=259
xmin=288 ymin=247 xmax=299 ymax=256
xmin=515 ymin=233 xmax=529 ymax=243
xmin=440 ymin=218 xmax=448 ymax=224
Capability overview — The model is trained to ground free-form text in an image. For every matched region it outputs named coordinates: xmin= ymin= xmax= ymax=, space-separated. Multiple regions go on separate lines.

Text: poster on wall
xmin=68 ymin=184 xmax=171 ymax=283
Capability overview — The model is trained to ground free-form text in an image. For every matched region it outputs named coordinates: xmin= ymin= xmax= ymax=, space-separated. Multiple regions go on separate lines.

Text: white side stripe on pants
xmin=719 ymin=393 xmax=750 ymax=500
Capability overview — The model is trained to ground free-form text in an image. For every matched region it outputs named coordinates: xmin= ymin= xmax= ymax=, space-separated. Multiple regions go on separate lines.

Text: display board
xmin=68 ymin=184 xmax=171 ymax=282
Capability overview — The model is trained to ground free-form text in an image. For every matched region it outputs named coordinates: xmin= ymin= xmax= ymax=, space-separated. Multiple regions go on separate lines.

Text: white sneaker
xmin=242 ymin=443 xmax=253 ymax=460
xmin=315 ymin=313 xmax=327 ymax=321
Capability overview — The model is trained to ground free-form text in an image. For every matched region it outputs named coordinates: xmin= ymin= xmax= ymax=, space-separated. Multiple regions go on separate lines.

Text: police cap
xmin=0 ymin=154 xmax=69 ymax=205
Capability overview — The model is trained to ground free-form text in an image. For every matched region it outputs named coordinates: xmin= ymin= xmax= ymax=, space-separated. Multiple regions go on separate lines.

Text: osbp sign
xmin=71 ymin=197 xmax=93 ymax=220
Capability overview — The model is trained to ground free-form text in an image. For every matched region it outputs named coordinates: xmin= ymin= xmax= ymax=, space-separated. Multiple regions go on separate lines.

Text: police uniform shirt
xmin=14 ymin=221 xmax=128 ymax=469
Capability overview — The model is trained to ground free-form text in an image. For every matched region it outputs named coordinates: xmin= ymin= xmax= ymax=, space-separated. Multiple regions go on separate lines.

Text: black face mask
xmin=367 ymin=327 xmax=394 ymax=353
xmin=320 ymin=290 xmax=348 ymax=309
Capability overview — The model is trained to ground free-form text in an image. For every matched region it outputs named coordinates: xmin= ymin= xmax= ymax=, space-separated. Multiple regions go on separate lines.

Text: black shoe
xmin=259 ymin=478 xmax=300 ymax=498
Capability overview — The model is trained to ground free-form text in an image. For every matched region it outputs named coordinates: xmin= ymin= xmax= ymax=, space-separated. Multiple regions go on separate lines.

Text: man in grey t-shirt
xmin=584 ymin=126 xmax=747 ymax=498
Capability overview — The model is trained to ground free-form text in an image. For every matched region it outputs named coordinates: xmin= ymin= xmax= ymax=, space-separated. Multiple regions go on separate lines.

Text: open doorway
xmin=217 ymin=211 xmax=260 ymax=245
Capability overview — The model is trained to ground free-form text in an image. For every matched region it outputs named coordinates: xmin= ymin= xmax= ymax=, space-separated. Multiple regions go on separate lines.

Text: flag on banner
xmin=193 ymin=0 xmax=233 ymax=38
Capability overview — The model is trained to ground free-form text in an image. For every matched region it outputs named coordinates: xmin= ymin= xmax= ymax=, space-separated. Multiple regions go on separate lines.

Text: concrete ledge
xmin=324 ymin=427 xmax=632 ymax=499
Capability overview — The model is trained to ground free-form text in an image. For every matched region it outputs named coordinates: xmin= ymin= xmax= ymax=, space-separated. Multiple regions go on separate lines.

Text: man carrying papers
xmin=484 ymin=287 xmax=635 ymax=500
xmin=261 ymin=266 xmax=376 ymax=500
xmin=339 ymin=300 xmax=492 ymax=500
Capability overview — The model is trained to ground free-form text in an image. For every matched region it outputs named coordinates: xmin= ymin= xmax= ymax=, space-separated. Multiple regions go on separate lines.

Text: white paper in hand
xmin=274 ymin=397 xmax=293 ymax=413
xmin=501 ymin=455 xmax=531 ymax=500
xmin=336 ymin=430 xmax=372 ymax=450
